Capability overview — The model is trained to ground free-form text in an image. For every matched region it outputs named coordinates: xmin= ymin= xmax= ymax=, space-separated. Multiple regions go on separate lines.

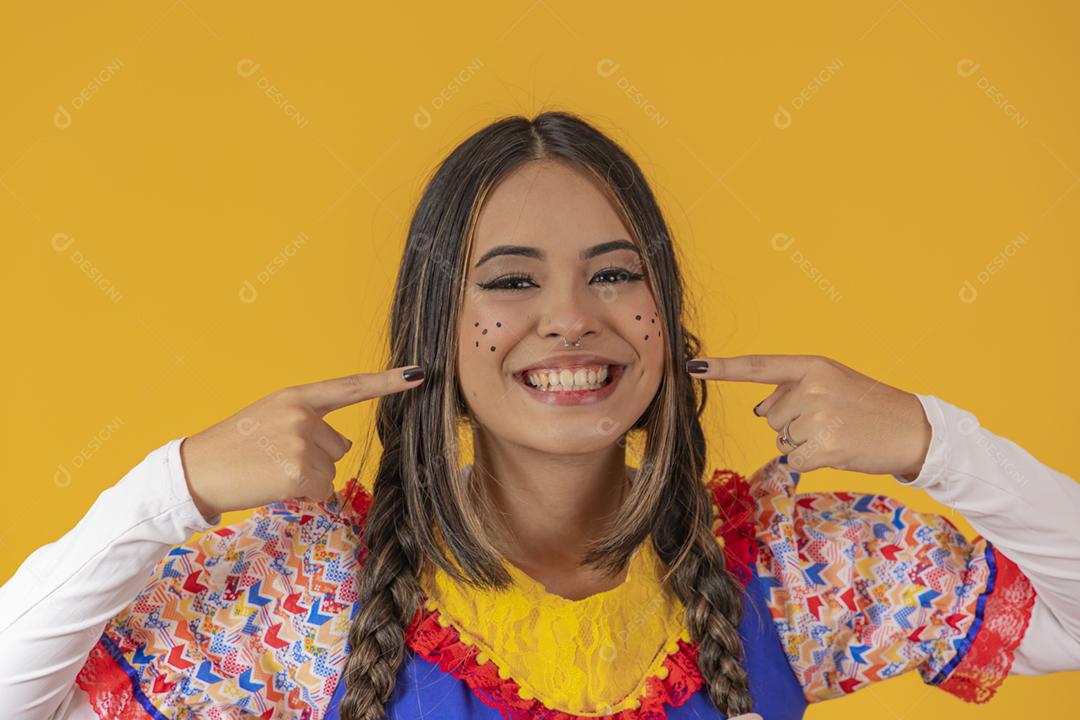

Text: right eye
xmin=477 ymin=273 xmax=538 ymax=291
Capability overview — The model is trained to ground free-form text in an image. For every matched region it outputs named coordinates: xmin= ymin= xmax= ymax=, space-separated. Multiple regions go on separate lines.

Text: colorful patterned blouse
xmin=72 ymin=452 xmax=1036 ymax=719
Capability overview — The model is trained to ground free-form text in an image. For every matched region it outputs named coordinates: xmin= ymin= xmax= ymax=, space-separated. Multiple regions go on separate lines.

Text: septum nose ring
xmin=562 ymin=336 xmax=582 ymax=349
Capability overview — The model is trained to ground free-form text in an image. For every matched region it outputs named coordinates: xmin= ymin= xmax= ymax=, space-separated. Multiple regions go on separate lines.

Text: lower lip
xmin=514 ymin=365 xmax=624 ymax=406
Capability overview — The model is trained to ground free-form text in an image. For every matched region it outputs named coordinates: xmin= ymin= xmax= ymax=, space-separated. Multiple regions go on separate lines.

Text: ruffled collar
xmin=338 ymin=465 xmax=758 ymax=718
xmin=419 ymin=526 xmax=689 ymax=715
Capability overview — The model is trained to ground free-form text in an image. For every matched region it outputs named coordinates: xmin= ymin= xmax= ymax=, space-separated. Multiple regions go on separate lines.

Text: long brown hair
xmin=338 ymin=111 xmax=753 ymax=718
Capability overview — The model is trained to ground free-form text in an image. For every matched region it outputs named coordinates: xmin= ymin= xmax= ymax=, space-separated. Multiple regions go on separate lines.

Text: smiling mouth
xmin=512 ymin=363 xmax=623 ymax=397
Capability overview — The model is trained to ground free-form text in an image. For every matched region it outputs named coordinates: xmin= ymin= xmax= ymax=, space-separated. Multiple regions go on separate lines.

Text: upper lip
xmin=514 ymin=353 xmax=624 ymax=377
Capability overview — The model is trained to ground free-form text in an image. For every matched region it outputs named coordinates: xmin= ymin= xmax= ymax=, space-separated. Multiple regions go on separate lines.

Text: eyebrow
xmin=473 ymin=239 xmax=640 ymax=269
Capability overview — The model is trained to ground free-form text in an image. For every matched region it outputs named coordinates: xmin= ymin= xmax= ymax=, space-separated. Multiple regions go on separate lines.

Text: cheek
xmin=461 ymin=316 xmax=506 ymax=355
xmin=626 ymin=302 xmax=663 ymax=347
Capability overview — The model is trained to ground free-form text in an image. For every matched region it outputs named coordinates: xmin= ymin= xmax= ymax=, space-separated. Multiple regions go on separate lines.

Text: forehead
xmin=470 ymin=159 xmax=633 ymax=258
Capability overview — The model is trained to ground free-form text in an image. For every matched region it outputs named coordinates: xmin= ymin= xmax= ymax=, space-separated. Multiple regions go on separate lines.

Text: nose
xmin=538 ymin=280 xmax=601 ymax=348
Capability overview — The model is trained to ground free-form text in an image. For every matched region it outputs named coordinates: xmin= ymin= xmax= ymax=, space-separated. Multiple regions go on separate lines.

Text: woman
xmin=1 ymin=111 xmax=1078 ymax=720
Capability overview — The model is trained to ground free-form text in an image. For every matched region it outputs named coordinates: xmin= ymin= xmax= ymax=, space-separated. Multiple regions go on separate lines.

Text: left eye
xmin=592 ymin=267 xmax=645 ymax=284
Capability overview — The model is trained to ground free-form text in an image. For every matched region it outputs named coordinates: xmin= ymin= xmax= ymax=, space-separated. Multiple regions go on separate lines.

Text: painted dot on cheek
xmin=475 ymin=341 xmax=479 ymax=347
xmin=644 ymin=335 xmax=649 ymax=340
xmin=496 ymin=321 xmax=502 ymax=328
xmin=482 ymin=328 xmax=488 ymax=335
xmin=635 ymin=314 xmax=641 ymax=321
xmin=489 ymin=345 xmax=496 ymax=352
xmin=474 ymin=322 xmax=479 ymax=327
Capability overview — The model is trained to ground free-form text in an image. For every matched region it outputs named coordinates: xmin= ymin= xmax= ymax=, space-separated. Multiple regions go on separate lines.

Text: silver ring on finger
xmin=777 ymin=419 xmax=803 ymax=451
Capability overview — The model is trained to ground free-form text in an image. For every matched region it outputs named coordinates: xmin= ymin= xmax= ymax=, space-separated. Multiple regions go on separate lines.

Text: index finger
xmin=293 ymin=365 xmax=426 ymax=416
xmin=686 ymin=354 xmax=814 ymax=384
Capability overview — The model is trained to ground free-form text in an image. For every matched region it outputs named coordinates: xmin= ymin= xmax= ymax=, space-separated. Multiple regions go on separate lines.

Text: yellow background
xmin=2 ymin=1 xmax=1077 ymax=716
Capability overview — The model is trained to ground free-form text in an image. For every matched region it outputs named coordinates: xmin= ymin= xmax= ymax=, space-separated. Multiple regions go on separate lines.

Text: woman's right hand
xmin=178 ymin=365 xmax=426 ymax=521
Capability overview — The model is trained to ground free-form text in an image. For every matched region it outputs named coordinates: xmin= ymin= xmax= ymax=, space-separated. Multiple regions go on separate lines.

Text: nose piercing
xmin=562 ymin=336 xmax=582 ymax=349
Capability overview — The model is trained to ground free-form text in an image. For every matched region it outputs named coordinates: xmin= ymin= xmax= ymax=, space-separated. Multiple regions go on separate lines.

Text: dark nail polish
xmin=686 ymin=360 xmax=708 ymax=374
xmin=403 ymin=366 xmax=425 ymax=382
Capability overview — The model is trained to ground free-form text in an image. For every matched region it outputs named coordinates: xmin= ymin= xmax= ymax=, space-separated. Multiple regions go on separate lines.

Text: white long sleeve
xmin=892 ymin=394 xmax=1080 ymax=675
xmin=0 ymin=437 xmax=221 ymax=720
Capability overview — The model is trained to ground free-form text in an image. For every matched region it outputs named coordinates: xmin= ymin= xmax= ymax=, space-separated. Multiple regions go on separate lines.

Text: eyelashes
xmin=477 ymin=267 xmax=645 ymax=292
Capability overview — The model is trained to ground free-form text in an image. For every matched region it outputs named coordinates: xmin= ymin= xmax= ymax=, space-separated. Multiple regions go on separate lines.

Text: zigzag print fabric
xmin=750 ymin=453 xmax=1037 ymax=704
xmin=71 ymin=454 xmax=1037 ymax=718
xmin=75 ymin=494 xmax=368 ymax=719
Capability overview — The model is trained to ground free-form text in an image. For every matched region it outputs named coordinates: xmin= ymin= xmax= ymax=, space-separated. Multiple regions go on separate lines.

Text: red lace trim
xmin=707 ymin=468 xmax=759 ymax=588
xmin=406 ymin=604 xmax=706 ymax=719
xmin=938 ymin=545 xmax=1038 ymax=703
xmin=74 ymin=641 xmax=157 ymax=720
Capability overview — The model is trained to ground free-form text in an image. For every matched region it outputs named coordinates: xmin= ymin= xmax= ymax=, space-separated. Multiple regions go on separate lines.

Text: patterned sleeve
xmin=73 ymin=488 xmax=368 ymax=719
xmin=750 ymin=454 xmax=1037 ymax=704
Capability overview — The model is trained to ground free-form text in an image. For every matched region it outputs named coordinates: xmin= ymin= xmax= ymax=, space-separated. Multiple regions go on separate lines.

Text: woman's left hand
xmin=686 ymin=354 xmax=931 ymax=478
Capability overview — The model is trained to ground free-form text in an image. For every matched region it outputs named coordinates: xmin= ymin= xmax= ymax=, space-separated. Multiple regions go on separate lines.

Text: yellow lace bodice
xmin=419 ymin=534 xmax=690 ymax=715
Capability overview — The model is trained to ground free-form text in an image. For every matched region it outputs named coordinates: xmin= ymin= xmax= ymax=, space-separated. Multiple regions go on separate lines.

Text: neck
xmin=471 ymin=432 xmax=630 ymax=573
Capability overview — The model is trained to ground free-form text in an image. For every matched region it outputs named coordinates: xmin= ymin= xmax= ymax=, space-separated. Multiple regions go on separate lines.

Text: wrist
xmin=897 ymin=392 xmax=932 ymax=481
xmin=179 ymin=437 xmax=221 ymax=523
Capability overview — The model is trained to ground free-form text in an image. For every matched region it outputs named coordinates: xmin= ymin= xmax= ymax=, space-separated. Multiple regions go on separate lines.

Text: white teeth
xmin=524 ymin=364 xmax=614 ymax=392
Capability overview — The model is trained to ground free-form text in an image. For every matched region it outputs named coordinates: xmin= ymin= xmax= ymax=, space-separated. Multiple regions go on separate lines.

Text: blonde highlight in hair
xmin=338 ymin=111 xmax=753 ymax=720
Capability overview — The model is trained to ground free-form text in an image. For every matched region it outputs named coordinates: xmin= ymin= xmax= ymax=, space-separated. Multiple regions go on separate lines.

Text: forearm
xmin=0 ymin=437 xmax=220 ymax=720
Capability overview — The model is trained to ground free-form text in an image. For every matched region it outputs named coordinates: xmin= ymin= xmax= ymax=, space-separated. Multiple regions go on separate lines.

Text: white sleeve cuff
xmin=892 ymin=393 xmax=953 ymax=488
xmin=166 ymin=437 xmax=221 ymax=528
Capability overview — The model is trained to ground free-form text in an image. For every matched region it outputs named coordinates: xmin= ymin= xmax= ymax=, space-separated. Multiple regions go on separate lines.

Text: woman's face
xmin=456 ymin=158 xmax=665 ymax=455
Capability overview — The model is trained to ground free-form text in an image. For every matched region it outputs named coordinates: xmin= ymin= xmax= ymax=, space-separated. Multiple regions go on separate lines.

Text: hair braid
xmin=669 ymin=524 xmax=754 ymax=716
xmin=338 ymin=468 xmax=422 ymax=720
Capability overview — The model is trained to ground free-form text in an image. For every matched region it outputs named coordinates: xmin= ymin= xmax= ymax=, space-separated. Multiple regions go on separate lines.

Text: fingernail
xmin=753 ymin=401 xmax=763 ymax=416
xmin=686 ymin=359 xmax=708 ymax=374
xmin=402 ymin=366 xmax=425 ymax=382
